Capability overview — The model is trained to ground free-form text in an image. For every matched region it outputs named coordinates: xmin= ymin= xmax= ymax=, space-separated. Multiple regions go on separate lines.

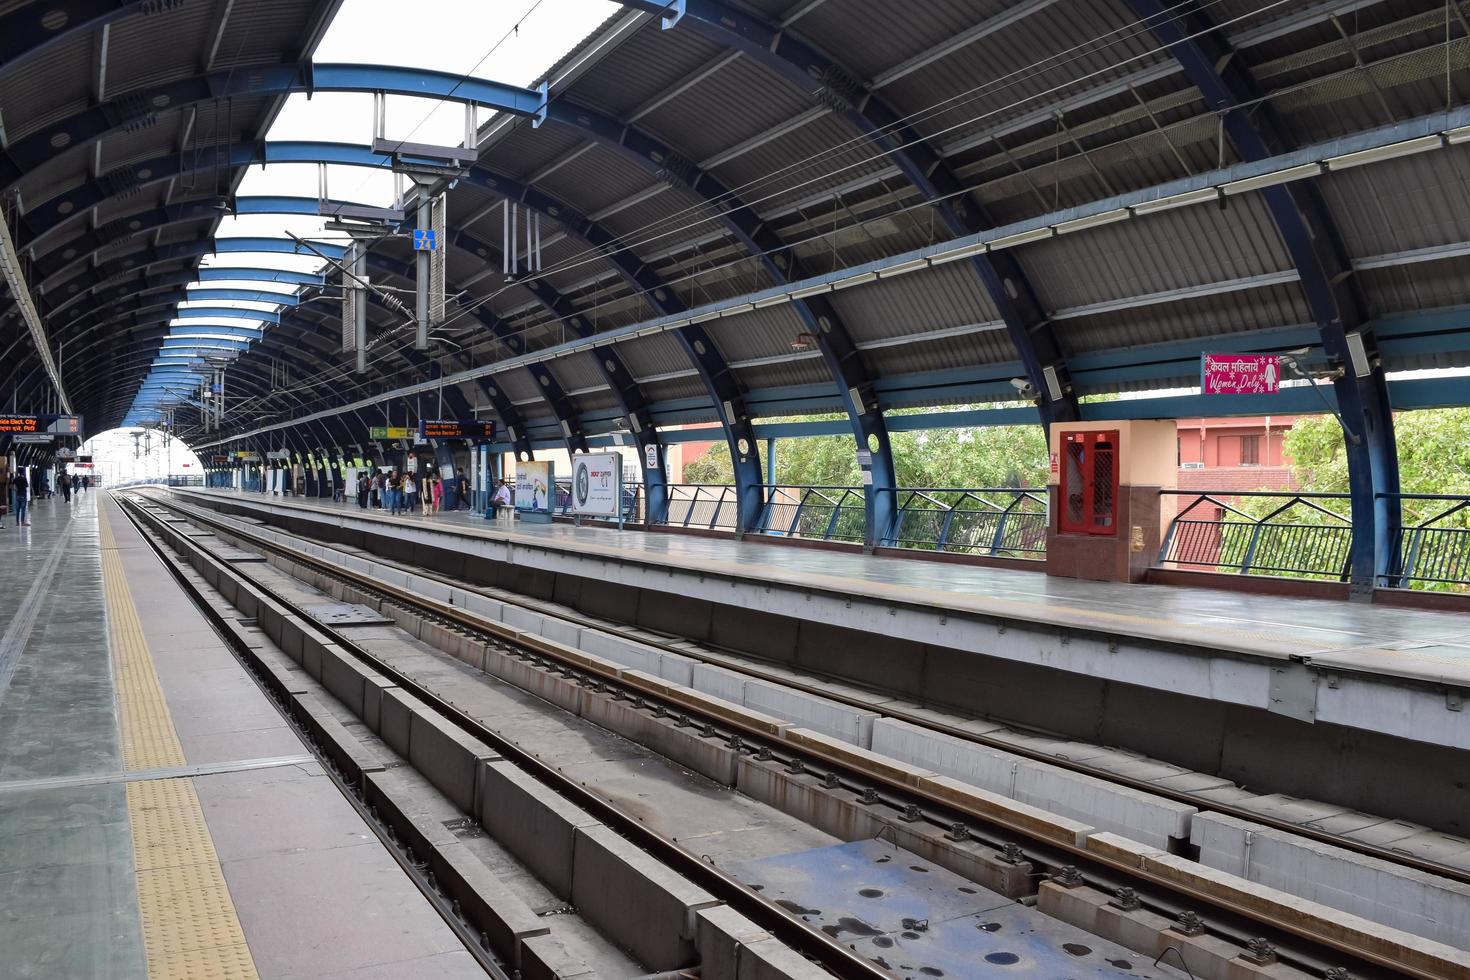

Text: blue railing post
xmin=708 ymin=488 xmax=725 ymax=530
xmin=1238 ymin=517 xmax=1266 ymax=575
xmin=785 ymin=490 xmax=805 ymax=537
xmin=936 ymin=504 xmax=957 ymax=552
xmin=822 ymin=491 xmax=846 ymax=541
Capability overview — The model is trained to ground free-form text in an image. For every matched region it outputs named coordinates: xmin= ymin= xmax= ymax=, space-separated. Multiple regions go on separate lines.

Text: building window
xmin=1240 ymin=434 xmax=1261 ymax=465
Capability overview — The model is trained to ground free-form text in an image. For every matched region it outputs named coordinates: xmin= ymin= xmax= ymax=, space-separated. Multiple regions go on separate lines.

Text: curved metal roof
xmin=4 ymin=0 xmax=1470 ymax=453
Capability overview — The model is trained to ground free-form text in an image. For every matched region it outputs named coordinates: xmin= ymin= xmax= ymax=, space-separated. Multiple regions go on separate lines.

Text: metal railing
xmin=662 ymin=483 xmax=739 ymax=532
xmin=1158 ymin=491 xmax=1353 ymax=580
xmin=1390 ymin=494 xmax=1470 ymax=587
xmin=754 ymin=485 xmax=867 ymax=543
xmin=879 ymin=488 xmax=1048 ymax=557
xmin=1160 ymin=490 xmax=1470 ymax=589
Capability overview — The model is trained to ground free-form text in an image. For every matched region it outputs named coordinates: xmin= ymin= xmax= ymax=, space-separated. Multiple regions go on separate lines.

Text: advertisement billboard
xmin=515 ymin=461 xmax=552 ymax=514
xmin=571 ymin=453 xmax=622 ymax=518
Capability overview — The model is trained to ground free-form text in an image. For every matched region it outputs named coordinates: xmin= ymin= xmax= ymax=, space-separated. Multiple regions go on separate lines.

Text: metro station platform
xmin=0 ymin=492 xmax=486 ymax=978
xmin=173 ymin=490 xmax=1470 ymax=768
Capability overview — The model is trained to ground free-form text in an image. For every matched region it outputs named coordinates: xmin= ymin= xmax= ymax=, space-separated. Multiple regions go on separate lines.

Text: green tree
xmin=1232 ymin=410 xmax=1470 ymax=589
xmin=679 ymin=421 xmax=1047 ymax=488
xmin=1282 ymin=409 xmax=1470 ymax=495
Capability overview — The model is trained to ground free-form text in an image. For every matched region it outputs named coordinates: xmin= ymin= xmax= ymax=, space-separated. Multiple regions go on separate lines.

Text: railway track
xmin=159 ymin=488 xmax=1470 ymax=889
xmin=121 ymin=489 xmax=1469 ymax=979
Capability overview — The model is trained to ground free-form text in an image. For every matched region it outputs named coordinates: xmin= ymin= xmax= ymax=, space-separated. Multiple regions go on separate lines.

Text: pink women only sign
xmin=1202 ymin=354 xmax=1281 ymax=394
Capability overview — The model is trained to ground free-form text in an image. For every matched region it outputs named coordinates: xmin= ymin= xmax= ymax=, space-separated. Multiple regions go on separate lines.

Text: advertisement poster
xmin=515 ymin=461 xmax=552 ymax=514
xmin=572 ymin=453 xmax=621 ymax=518
xmin=1202 ymin=354 xmax=1280 ymax=394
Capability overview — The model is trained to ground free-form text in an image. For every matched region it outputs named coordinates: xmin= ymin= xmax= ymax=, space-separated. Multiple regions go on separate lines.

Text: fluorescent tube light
xmin=1053 ymin=208 xmax=1130 ymax=235
xmin=878 ymin=258 xmax=930 ymax=278
xmin=832 ymin=271 xmax=878 ymax=290
xmin=1325 ymin=135 xmax=1444 ymax=171
xmin=1221 ymin=162 xmax=1324 ymax=195
xmin=1131 ymin=187 xmax=1220 ymax=215
xmin=929 ymin=241 xmax=988 ymax=265
xmin=789 ymin=282 xmax=834 ymax=299
xmin=989 ymin=226 xmax=1054 ymax=250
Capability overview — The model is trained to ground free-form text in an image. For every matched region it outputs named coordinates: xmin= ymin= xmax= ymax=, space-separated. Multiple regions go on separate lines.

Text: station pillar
xmin=1045 ymin=420 xmax=1177 ymax=584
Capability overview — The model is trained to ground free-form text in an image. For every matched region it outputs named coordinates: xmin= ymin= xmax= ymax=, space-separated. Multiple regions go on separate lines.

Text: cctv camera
xmin=1009 ymin=378 xmax=1038 ymax=397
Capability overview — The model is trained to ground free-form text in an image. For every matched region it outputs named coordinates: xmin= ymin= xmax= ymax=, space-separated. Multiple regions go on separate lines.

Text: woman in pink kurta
xmin=431 ymin=476 xmax=443 ymax=513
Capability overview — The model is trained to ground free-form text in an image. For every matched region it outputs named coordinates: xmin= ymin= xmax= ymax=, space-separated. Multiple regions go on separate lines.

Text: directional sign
xmin=0 ymin=414 xmax=81 ymax=434
xmin=0 ymin=415 xmax=42 ymax=433
xmin=369 ymin=426 xmax=413 ymax=440
xmin=412 ymin=228 xmax=438 ymax=251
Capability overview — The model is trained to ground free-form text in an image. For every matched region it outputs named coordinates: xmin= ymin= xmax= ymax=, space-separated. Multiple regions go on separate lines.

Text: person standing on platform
xmin=357 ymin=472 xmax=369 ymax=509
xmin=403 ymin=472 xmax=418 ymax=516
xmin=431 ymin=474 xmax=443 ymax=514
xmin=12 ymin=469 xmax=30 ymax=527
xmin=421 ymin=476 xmax=435 ymax=516
xmin=387 ymin=470 xmax=401 ymax=516
xmin=456 ymin=469 xmax=471 ymax=510
xmin=59 ymin=472 xmax=71 ymax=503
xmin=369 ymin=472 xmax=381 ymax=510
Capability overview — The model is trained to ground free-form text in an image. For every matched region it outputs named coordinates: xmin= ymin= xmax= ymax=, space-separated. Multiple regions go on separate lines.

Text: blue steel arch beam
xmin=620 ymin=1 xmax=1078 ymax=414
xmin=14 ymin=168 xmax=622 ymax=484
xmin=1125 ymin=0 xmax=1398 ymax=594
xmin=533 ymin=103 xmax=887 ymax=536
xmin=0 ymin=57 xmax=544 ymax=194
xmin=458 ymin=157 xmax=767 ymax=529
xmin=12 ymin=139 xmax=650 ymax=494
xmin=29 ymin=197 xmax=360 ymax=283
xmin=41 ymin=238 xmax=342 ymax=316
xmin=12 ymin=151 xmax=658 ymax=496
xmin=20 ymin=207 xmax=538 ymax=458
xmin=28 ymin=234 xmax=539 ymax=461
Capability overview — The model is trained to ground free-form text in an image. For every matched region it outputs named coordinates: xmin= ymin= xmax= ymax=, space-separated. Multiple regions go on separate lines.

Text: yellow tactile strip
xmin=100 ymin=501 xmax=261 ymax=980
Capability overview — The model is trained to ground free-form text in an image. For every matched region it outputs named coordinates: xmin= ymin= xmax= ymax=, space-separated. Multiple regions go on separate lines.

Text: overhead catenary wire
xmin=195 ymin=0 xmax=1422 ymax=424
xmin=412 ymin=0 xmax=1306 ymax=339
xmin=478 ymin=0 xmax=1287 ymax=296
xmin=216 ymin=0 xmax=1394 ymax=411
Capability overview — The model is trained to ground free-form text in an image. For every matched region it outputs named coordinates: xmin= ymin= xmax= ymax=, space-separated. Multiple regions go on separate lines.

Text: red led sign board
xmin=417 ymin=419 xmax=497 ymax=441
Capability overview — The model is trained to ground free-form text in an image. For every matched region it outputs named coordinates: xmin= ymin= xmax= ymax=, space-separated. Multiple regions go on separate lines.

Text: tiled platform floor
xmin=0 ymin=492 xmax=485 ymax=979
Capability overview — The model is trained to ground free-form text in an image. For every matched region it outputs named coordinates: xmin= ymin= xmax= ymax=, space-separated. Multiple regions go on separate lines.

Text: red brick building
xmin=1175 ymin=415 xmax=1302 ymax=494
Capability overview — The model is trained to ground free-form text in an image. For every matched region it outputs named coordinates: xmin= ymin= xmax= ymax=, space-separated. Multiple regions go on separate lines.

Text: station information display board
xmin=0 ymin=415 xmax=43 ymax=433
xmin=418 ymin=419 xmax=496 ymax=441
xmin=0 ymin=414 xmax=82 ymax=434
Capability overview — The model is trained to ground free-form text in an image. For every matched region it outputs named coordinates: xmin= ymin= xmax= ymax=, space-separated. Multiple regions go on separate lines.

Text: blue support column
xmin=1127 ymin=0 xmax=1399 ymax=596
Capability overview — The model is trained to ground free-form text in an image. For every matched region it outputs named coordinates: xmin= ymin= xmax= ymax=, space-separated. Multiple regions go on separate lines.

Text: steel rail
xmin=172 ymin=488 xmax=1470 ymax=889
xmin=143 ymin=488 xmax=1461 ymax=978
